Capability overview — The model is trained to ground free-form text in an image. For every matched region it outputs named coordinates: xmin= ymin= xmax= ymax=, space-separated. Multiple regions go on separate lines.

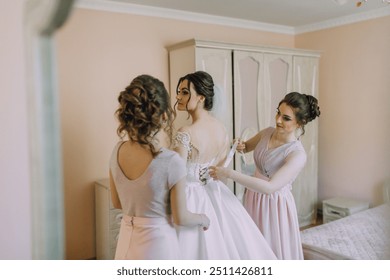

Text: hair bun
xmin=305 ymin=94 xmax=321 ymax=122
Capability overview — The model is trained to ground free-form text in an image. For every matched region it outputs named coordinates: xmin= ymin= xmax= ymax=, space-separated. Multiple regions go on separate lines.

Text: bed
xmin=300 ymin=182 xmax=390 ymax=260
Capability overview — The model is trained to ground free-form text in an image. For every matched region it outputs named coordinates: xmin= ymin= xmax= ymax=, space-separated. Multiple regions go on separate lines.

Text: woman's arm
xmin=209 ymin=150 xmax=306 ymax=195
xmin=109 ymin=170 xmax=122 ymax=209
xmin=170 ymin=177 xmax=210 ymax=230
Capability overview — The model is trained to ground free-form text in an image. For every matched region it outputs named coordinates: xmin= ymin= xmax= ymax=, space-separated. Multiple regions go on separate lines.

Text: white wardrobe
xmin=167 ymin=39 xmax=320 ymax=227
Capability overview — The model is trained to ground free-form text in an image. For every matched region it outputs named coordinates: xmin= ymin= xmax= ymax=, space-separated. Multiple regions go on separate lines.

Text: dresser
xmin=95 ymin=178 xmax=122 ymax=259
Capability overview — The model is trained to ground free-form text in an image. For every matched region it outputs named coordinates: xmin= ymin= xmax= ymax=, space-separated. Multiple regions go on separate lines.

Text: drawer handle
xmin=330 ymin=210 xmax=341 ymax=215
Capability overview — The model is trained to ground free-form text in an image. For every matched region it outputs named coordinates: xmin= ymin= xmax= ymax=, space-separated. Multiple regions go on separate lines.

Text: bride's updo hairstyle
xmin=279 ymin=91 xmax=321 ymax=136
xmin=175 ymin=71 xmax=215 ymax=111
xmin=116 ymin=74 xmax=174 ymax=157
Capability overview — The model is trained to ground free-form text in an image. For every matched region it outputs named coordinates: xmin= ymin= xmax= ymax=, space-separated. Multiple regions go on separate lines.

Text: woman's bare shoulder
xmin=177 ymin=126 xmax=191 ymax=133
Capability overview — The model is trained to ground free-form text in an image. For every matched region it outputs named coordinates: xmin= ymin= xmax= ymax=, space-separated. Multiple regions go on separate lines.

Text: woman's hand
xmin=208 ymin=166 xmax=230 ymax=181
xmin=234 ymin=138 xmax=246 ymax=153
xmin=199 ymin=214 xmax=210 ymax=231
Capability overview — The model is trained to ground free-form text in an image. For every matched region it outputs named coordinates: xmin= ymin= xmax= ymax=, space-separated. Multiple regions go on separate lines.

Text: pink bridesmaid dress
xmin=244 ymin=127 xmax=305 ymax=260
xmin=110 ymin=142 xmax=186 ymax=260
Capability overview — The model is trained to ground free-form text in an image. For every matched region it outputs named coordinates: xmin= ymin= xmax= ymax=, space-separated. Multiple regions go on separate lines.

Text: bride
xmin=172 ymin=71 xmax=276 ymax=260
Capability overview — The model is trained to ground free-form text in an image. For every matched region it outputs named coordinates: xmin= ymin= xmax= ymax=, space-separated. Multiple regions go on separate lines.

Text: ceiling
xmin=104 ymin=0 xmax=390 ymax=28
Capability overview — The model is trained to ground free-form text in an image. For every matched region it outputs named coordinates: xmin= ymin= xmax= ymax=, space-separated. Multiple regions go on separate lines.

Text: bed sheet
xmin=300 ymin=203 xmax=390 ymax=260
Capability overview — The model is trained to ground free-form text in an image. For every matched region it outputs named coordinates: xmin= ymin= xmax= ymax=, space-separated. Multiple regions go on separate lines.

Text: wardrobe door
xmin=262 ymin=53 xmax=293 ymax=129
xmin=292 ymin=56 xmax=320 ymax=227
xmin=233 ymin=50 xmax=264 ymax=200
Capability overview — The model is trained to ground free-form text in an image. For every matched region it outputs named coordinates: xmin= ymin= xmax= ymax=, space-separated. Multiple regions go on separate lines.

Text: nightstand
xmin=95 ymin=179 xmax=122 ymax=259
xmin=322 ymin=197 xmax=369 ymax=224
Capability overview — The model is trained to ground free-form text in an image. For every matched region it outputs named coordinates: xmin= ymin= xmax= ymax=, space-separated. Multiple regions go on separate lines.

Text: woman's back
xmin=183 ymin=115 xmax=229 ymax=165
xmin=110 ymin=142 xmax=186 ymax=218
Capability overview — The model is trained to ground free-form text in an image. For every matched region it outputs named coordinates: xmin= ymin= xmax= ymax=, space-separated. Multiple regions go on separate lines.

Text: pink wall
xmin=0 ymin=0 xmax=32 ymax=259
xmin=296 ymin=16 xmax=390 ymax=206
xmin=55 ymin=8 xmax=293 ymax=260
xmin=56 ymin=7 xmax=390 ymax=259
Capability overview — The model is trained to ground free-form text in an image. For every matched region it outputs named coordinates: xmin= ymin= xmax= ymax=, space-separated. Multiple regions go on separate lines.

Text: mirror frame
xmin=24 ymin=0 xmax=74 ymax=259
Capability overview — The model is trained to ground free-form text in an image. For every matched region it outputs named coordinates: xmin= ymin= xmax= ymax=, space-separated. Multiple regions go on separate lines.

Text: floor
xmin=300 ymin=211 xmax=323 ymax=231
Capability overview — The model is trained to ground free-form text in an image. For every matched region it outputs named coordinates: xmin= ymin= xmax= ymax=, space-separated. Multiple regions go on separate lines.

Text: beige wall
xmin=55 ymin=8 xmax=293 ymax=260
xmin=296 ymin=16 xmax=390 ymax=206
xmin=56 ymin=8 xmax=390 ymax=259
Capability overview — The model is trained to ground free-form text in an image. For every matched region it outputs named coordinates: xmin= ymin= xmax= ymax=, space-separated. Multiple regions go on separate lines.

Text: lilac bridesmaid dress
xmin=244 ymin=127 xmax=305 ymax=260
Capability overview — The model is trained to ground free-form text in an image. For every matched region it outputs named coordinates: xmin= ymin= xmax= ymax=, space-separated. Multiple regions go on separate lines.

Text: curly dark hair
xmin=115 ymin=74 xmax=175 ymax=157
xmin=279 ymin=91 xmax=321 ymax=136
xmin=174 ymin=71 xmax=215 ymax=114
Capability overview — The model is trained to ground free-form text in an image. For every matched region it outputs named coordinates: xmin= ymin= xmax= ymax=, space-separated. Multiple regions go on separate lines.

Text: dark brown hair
xmin=174 ymin=71 xmax=215 ymax=113
xmin=116 ymin=74 xmax=174 ymax=157
xmin=279 ymin=91 xmax=321 ymax=136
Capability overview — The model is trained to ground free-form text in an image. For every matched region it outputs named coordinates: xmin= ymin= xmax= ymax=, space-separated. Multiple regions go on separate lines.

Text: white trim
xmin=76 ymin=0 xmax=390 ymax=35
xmin=75 ymin=0 xmax=294 ymax=34
xmin=295 ymin=6 xmax=390 ymax=34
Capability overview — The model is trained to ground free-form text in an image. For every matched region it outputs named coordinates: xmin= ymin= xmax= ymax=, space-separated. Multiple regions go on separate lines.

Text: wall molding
xmin=295 ymin=6 xmax=390 ymax=34
xmin=75 ymin=0 xmax=294 ymax=34
xmin=76 ymin=0 xmax=390 ymax=35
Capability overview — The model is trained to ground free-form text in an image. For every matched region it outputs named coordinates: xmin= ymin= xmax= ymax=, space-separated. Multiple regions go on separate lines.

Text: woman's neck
xmin=190 ymin=108 xmax=210 ymax=123
xmin=272 ymin=129 xmax=296 ymax=144
xmin=127 ymin=130 xmax=167 ymax=151
xmin=154 ymin=130 xmax=169 ymax=149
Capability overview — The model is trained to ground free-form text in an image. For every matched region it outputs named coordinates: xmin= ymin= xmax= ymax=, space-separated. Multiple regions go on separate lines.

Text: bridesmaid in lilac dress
xmin=210 ymin=92 xmax=320 ymax=259
xmin=109 ymin=75 xmax=210 ymax=260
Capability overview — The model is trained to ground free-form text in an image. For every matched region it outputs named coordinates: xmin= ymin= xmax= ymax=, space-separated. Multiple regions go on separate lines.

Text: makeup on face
xmin=275 ymin=103 xmax=298 ymax=132
xmin=176 ymin=80 xmax=202 ymax=111
xmin=176 ymin=80 xmax=191 ymax=110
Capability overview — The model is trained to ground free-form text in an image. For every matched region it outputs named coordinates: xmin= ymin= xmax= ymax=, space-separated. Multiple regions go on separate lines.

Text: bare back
xmin=179 ymin=114 xmax=229 ymax=166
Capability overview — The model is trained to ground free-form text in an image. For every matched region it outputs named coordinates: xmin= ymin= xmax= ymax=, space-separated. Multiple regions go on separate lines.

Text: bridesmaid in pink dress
xmin=210 ymin=92 xmax=320 ymax=259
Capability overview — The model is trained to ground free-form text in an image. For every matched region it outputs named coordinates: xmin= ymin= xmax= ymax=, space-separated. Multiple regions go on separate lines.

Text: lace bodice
xmin=173 ymin=131 xmax=216 ymax=185
xmin=173 ymin=131 xmax=194 ymax=161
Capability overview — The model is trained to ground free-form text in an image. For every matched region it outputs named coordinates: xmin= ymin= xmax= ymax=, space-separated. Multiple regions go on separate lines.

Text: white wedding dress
xmin=173 ymin=131 xmax=277 ymax=260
